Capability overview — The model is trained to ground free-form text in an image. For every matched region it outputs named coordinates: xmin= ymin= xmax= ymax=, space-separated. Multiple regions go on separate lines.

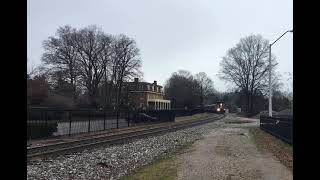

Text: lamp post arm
xmin=270 ymin=30 xmax=293 ymax=46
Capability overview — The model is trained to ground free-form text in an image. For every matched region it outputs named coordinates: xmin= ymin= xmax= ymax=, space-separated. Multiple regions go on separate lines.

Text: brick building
xmin=126 ymin=78 xmax=171 ymax=110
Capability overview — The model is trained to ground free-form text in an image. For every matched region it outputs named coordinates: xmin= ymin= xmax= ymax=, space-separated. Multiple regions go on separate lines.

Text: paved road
xmin=176 ymin=114 xmax=292 ymax=180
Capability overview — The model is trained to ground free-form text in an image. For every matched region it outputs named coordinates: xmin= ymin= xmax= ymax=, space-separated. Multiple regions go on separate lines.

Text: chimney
xmin=134 ymin=78 xmax=139 ymax=83
xmin=153 ymin=81 xmax=157 ymax=85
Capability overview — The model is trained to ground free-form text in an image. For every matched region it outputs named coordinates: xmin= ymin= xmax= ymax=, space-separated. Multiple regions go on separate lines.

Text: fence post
xmin=88 ymin=111 xmax=91 ymax=133
xmin=41 ymin=110 xmax=43 ymax=127
xmin=45 ymin=110 xmax=48 ymax=127
xmin=104 ymin=110 xmax=106 ymax=130
xmin=27 ymin=110 xmax=30 ymax=140
xmin=116 ymin=110 xmax=119 ymax=129
xmin=68 ymin=111 xmax=72 ymax=136
xmin=127 ymin=111 xmax=130 ymax=127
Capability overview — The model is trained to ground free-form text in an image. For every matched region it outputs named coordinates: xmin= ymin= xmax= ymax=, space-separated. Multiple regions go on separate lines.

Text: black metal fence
xmin=260 ymin=115 xmax=292 ymax=144
xmin=27 ymin=108 xmax=176 ymax=140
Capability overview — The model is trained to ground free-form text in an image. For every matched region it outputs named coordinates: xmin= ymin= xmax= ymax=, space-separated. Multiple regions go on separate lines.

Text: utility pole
xmin=268 ymin=30 xmax=293 ymax=117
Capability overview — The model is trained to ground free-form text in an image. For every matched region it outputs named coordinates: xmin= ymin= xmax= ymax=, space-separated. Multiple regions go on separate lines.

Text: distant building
xmin=126 ymin=78 xmax=171 ymax=110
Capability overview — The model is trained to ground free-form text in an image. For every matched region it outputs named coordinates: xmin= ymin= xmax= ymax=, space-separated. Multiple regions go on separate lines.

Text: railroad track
xmin=27 ymin=113 xmax=225 ymax=160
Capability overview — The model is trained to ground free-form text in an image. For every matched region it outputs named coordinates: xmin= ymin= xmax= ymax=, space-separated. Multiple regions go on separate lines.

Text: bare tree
xmin=41 ymin=25 xmax=143 ymax=109
xmin=28 ymin=74 xmax=50 ymax=106
xmin=164 ymin=70 xmax=200 ymax=109
xmin=27 ymin=58 xmax=34 ymax=78
xmin=112 ymin=34 xmax=142 ymax=107
xmin=98 ymin=34 xmax=114 ymax=108
xmin=74 ymin=26 xmax=110 ymax=107
xmin=257 ymin=71 xmax=283 ymax=96
xmin=219 ymin=34 xmax=278 ymax=115
xmin=42 ymin=25 xmax=79 ymax=104
xmin=195 ymin=72 xmax=214 ymax=108
xmin=27 ymin=58 xmax=43 ymax=78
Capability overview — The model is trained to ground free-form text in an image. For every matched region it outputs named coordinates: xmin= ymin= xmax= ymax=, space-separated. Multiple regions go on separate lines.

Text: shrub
xmin=27 ymin=121 xmax=58 ymax=139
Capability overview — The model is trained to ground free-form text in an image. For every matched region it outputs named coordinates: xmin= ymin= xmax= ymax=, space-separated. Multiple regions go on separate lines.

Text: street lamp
xmin=269 ymin=30 xmax=293 ymax=117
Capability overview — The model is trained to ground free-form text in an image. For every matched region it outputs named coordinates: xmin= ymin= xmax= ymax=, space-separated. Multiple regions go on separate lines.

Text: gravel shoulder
xmin=176 ymin=115 xmax=292 ymax=180
xmin=27 ymin=114 xmax=292 ymax=180
xmin=27 ymin=114 xmax=223 ymax=180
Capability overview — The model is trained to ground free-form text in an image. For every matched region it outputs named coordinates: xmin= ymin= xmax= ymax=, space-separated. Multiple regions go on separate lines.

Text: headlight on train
xmin=217 ymin=108 xmax=220 ymax=112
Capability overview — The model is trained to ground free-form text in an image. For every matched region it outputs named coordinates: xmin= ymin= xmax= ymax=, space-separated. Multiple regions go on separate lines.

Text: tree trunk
xmin=200 ymin=85 xmax=203 ymax=108
xmin=104 ymin=71 xmax=108 ymax=108
xmin=70 ymin=78 xmax=76 ymax=105
xmin=70 ymin=69 xmax=76 ymax=105
xmin=249 ymin=91 xmax=253 ymax=116
xmin=246 ymin=90 xmax=250 ymax=116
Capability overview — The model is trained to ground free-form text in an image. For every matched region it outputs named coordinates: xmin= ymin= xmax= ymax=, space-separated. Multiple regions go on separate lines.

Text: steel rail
xmin=27 ymin=114 xmax=225 ymax=160
xmin=28 ymin=114 xmax=220 ymax=153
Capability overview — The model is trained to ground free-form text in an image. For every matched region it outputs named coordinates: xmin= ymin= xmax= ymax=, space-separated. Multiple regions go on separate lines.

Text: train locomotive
xmin=204 ymin=102 xmax=225 ymax=114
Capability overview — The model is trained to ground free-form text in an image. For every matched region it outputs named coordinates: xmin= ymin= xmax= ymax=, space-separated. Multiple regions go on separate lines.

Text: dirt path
xmin=176 ymin=114 xmax=292 ymax=180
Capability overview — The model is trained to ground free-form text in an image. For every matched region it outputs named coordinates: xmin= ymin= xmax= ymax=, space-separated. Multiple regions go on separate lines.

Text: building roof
xmin=125 ymin=81 xmax=163 ymax=88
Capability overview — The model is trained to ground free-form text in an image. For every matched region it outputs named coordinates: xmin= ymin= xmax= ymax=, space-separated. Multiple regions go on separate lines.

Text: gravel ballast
xmin=27 ymin=118 xmax=224 ymax=180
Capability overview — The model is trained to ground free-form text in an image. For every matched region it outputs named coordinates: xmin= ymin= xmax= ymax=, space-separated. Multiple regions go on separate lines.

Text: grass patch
xmin=120 ymin=143 xmax=194 ymax=180
xmin=249 ymin=127 xmax=293 ymax=172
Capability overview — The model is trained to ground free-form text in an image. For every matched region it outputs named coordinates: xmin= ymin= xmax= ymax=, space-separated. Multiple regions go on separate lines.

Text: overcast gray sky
xmin=27 ymin=0 xmax=292 ymax=92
